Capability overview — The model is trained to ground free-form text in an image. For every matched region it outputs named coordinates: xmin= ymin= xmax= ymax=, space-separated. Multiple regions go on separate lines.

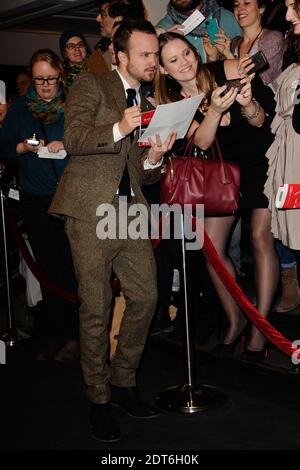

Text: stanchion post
xmin=0 ymin=168 xmax=17 ymax=346
xmin=155 ymin=212 xmax=227 ymax=413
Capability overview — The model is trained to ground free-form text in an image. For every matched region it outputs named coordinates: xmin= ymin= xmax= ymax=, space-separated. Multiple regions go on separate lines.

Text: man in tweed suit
xmin=49 ymin=20 xmax=176 ymax=442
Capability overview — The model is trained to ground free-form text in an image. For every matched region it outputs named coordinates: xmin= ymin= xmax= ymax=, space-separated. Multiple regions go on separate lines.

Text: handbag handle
xmin=212 ymin=139 xmax=233 ymax=185
xmin=184 ymin=131 xmax=233 ymax=185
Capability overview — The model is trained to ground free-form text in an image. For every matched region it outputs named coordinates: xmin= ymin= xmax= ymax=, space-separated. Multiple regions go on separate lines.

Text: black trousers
xmin=294 ymin=250 xmax=300 ymax=286
xmin=20 ymin=192 xmax=79 ymax=342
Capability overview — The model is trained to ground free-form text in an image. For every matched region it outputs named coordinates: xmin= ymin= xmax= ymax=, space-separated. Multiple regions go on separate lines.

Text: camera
xmin=26 ymin=133 xmax=40 ymax=146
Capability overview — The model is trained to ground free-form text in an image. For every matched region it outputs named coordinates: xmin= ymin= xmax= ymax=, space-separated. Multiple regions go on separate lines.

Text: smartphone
xmin=205 ymin=18 xmax=219 ymax=45
xmin=26 ymin=134 xmax=40 ymax=146
xmin=248 ymin=50 xmax=269 ymax=74
xmin=220 ymin=78 xmax=244 ymax=96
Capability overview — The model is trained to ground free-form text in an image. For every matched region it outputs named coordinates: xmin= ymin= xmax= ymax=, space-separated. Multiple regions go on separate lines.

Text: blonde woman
xmin=156 ymin=33 xmax=279 ymax=360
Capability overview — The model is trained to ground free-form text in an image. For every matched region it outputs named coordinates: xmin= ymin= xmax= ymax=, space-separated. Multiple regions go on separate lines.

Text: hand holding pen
xmin=119 ymin=96 xmax=141 ymax=137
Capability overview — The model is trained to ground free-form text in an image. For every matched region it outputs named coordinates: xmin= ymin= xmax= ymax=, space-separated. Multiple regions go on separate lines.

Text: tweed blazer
xmin=49 ymin=70 xmax=160 ymax=221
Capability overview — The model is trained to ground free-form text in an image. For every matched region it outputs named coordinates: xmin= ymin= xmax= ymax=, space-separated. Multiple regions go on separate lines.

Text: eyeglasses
xmin=32 ymin=76 xmax=60 ymax=85
xmin=65 ymin=41 xmax=86 ymax=50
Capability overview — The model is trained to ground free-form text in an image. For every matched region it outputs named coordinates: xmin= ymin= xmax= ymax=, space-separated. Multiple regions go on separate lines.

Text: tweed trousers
xmin=65 ymin=198 xmax=157 ymax=404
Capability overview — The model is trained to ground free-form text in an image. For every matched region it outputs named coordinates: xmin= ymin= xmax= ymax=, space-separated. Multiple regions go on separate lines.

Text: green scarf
xmin=63 ymin=59 xmax=89 ymax=93
xmin=26 ymin=87 xmax=64 ymax=124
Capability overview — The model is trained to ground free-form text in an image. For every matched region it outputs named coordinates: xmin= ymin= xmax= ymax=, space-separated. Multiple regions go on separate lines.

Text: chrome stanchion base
xmin=1 ymin=327 xmax=18 ymax=347
xmin=156 ymin=383 xmax=227 ymax=414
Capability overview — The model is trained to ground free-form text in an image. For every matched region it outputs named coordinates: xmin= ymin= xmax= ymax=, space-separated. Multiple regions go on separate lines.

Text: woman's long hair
xmin=286 ymin=0 xmax=300 ymax=63
xmin=155 ymin=32 xmax=215 ymax=112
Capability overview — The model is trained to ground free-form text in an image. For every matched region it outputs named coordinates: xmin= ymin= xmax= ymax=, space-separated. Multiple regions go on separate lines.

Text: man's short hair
xmin=95 ymin=0 xmax=145 ymax=19
xmin=113 ymin=19 xmax=156 ymax=65
xmin=108 ymin=1 xmax=145 ymax=20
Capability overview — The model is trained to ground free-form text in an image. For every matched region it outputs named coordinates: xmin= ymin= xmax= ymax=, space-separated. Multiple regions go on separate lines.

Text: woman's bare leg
xmin=205 ymin=216 xmax=246 ymax=344
xmin=248 ymin=208 xmax=279 ymax=351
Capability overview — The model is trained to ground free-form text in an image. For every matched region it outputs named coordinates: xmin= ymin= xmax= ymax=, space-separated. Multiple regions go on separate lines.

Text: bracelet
xmin=241 ymin=98 xmax=261 ymax=120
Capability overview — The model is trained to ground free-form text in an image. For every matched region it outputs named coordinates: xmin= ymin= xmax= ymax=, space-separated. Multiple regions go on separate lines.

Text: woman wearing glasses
xmin=59 ymin=30 xmax=90 ymax=93
xmin=1 ymin=49 xmax=79 ymax=361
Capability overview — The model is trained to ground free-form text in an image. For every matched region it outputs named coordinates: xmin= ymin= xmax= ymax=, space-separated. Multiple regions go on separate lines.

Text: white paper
xmin=37 ymin=146 xmax=67 ymax=159
xmin=275 ymin=185 xmax=288 ymax=208
xmin=8 ymin=187 xmax=20 ymax=201
xmin=181 ymin=10 xmax=205 ymax=35
xmin=137 ymin=94 xmax=204 ymax=145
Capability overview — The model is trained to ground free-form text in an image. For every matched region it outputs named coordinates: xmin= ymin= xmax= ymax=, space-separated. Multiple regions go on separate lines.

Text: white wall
xmin=0 ymin=0 xmax=168 ymax=66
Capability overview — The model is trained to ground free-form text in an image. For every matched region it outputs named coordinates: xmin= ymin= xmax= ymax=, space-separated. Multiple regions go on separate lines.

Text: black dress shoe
xmin=90 ymin=403 xmax=121 ymax=443
xmin=110 ymin=385 xmax=160 ymax=419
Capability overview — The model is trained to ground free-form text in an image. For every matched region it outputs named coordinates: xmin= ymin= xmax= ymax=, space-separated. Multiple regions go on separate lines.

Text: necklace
xmin=238 ymin=27 xmax=263 ymax=57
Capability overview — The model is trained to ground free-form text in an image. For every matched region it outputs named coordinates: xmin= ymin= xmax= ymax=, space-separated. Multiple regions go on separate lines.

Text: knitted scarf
xmin=167 ymin=0 xmax=221 ymax=37
xmin=63 ymin=59 xmax=89 ymax=93
xmin=26 ymin=87 xmax=64 ymax=124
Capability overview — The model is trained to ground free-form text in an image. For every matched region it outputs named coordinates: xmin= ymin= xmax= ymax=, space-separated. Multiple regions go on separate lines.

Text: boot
xmin=275 ymin=266 xmax=300 ymax=313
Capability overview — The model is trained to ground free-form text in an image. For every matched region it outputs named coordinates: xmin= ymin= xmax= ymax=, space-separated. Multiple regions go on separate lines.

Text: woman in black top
xmin=156 ymin=32 xmax=279 ymax=358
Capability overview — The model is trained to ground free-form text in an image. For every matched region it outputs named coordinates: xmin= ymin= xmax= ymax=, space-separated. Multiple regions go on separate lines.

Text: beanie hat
xmin=59 ymin=30 xmax=88 ymax=58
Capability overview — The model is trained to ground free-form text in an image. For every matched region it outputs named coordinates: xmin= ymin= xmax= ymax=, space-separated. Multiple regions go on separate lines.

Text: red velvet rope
xmin=153 ymin=215 xmax=296 ymax=357
xmin=5 ymin=206 xmax=79 ymax=304
xmin=192 ymin=217 xmax=296 ymax=357
xmin=5 ymin=204 xmax=298 ymax=356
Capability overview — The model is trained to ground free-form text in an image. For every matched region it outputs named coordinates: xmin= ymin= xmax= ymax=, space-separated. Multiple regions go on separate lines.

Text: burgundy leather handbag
xmin=160 ymin=136 xmax=240 ymax=216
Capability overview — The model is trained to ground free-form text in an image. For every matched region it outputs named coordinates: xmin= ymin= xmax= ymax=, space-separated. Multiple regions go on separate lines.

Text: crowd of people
xmin=1 ymin=0 xmax=300 ymax=443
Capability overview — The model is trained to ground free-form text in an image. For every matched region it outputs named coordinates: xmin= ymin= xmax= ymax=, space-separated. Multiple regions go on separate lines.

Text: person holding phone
xmin=213 ymin=0 xmax=286 ymax=90
xmin=1 ymin=49 xmax=80 ymax=362
xmin=156 ymin=0 xmax=242 ymax=63
xmin=156 ymin=32 xmax=279 ymax=362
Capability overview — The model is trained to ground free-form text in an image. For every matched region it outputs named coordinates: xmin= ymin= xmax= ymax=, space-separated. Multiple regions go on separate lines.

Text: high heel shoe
xmin=242 ymin=344 xmax=268 ymax=363
xmin=213 ymin=322 xmax=249 ymax=357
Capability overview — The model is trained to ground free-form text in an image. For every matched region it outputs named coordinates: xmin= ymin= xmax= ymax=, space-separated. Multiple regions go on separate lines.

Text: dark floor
xmin=1 ymin=332 xmax=300 ymax=451
xmin=1 ymin=237 xmax=300 ymax=451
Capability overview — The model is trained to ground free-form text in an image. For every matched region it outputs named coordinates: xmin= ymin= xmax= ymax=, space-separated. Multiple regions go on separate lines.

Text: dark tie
xmin=126 ymin=88 xmax=137 ymax=107
xmin=118 ymin=88 xmax=137 ymax=201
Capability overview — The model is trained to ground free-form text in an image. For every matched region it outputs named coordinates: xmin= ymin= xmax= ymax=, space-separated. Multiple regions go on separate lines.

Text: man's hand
xmin=147 ymin=132 xmax=177 ymax=165
xmin=119 ymin=105 xmax=141 ymax=137
xmin=167 ymin=24 xmax=184 ymax=35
